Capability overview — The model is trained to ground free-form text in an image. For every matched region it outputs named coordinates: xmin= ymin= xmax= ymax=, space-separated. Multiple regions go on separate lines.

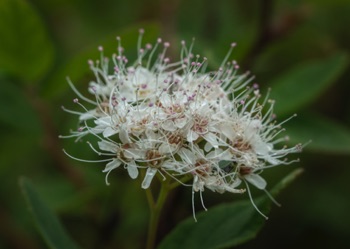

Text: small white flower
xmin=97 ymin=139 xmax=142 ymax=184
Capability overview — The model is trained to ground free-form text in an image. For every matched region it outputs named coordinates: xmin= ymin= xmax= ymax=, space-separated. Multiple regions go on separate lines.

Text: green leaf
xmin=269 ymin=53 xmax=348 ymax=116
xmin=0 ymin=0 xmax=54 ymax=83
xmin=157 ymin=169 xmax=303 ymax=249
xmin=43 ymin=22 xmax=160 ymax=99
xmin=286 ymin=112 xmax=350 ymax=154
xmin=20 ymin=177 xmax=81 ymax=249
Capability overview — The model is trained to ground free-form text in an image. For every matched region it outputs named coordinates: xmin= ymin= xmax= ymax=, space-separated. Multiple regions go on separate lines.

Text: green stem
xmin=146 ymin=180 xmax=169 ymax=249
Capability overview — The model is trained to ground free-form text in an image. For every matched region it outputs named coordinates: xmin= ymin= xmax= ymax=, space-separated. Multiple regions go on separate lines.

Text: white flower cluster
xmin=63 ymin=30 xmax=301 ymax=218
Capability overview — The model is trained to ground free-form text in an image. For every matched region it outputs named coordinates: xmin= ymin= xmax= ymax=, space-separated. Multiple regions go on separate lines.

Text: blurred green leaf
xmin=0 ymin=0 xmax=54 ymax=83
xmin=158 ymin=168 xmax=303 ymax=249
xmin=269 ymin=53 xmax=348 ymax=116
xmin=20 ymin=177 xmax=81 ymax=249
xmin=0 ymin=79 xmax=41 ymax=133
xmin=286 ymin=112 xmax=350 ymax=154
xmin=43 ymin=22 xmax=160 ymax=99
xmin=178 ymin=0 xmax=258 ymax=65
xmin=216 ymin=1 xmax=259 ymax=61
xmin=35 ymin=177 xmax=88 ymax=213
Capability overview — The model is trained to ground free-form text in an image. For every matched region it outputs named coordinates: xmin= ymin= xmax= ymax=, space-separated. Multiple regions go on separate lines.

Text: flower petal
xmin=187 ymin=130 xmax=199 ymax=142
xmin=162 ymin=120 xmax=177 ymax=131
xmin=159 ymin=143 xmax=177 ymax=154
xmin=98 ymin=140 xmax=118 ymax=153
xmin=119 ymin=128 xmax=130 ymax=144
xmin=203 ymin=133 xmax=219 ymax=148
xmin=103 ymin=159 xmax=121 ymax=172
xmin=175 ymin=117 xmax=187 ymax=128
xmin=103 ymin=127 xmax=118 ymax=137
xmin=141 ymin=167 xmax=157 ymax=189
xmin=127 ymin=161 xmax=139 ymax=179
xmin=245 ymin=174 xmax=267 ymax=190
xmin=79 ymin=110 xmax=96 ymax=120
xmin=178 ymin=147 xmax=196 ymax=164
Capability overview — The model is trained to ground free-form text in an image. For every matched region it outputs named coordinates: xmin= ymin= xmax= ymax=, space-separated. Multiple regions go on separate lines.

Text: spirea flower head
xmin=62 ymin=29 xmax=302 ymax=220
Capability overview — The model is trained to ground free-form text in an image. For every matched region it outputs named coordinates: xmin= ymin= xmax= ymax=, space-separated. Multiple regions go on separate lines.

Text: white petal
xmin=265 ymin=155 xmax=281 ymax=165
xmin=79 ymin=110 xmax=95 ymax=120
xmin=204 ymin=142 xmax=212 ymax=152
xmin=231 ymin=178 xmax=242 ymax=188
xmin=162 ymin=120 xmax=177 ymax=131
xmin=219 ymin=123 xmax=235 ymax=139
xmin=252 ymin=136 xmax=270 ymax=155
xmin=219 ymin=149 xmax=234 ymax=160
xmin=94 ymin=116 xmax=111 ymax=126
xmin=141 ymin=168 xmax=157 ymax=189
xmin=119 ymin=128 xmax=130 ymax=144
xmin=159 ymin=143 xmax=177 ymax=154
xmin=248 ymin=120 xmax=262 ymax=132
xmin=225 ymin=183 xmax=245 ymax=194
xmin=127 ymin=161 xmax=139 ymax=179
xmin=98 ymin=140 xmax=118 ymax=153
xmin=203 ymin=133 xmax=219 ymax=148
xmin=103 ymin=159 xmax=121 ymax=172
xmin=145 ymin=129 xmax=158 ymax=139
xmin=245 ymin=174 xmax=267 ymax=190
xmin=175 ymin=117 xmax=187 ymax=128
xmin=125 ymin=148 xmax=145 ymax=159
xmin=179 ymin=147 xmax=196 ymax=164
xmin=103 ymin=127 xmax=117 ymax=137
xmin=206 ymin=149 xmax=219 ymax=159
xmin=187 ymin=130 xmax=199 ymax=142
xmin=90 ymin=126 xmax=105 ymax=134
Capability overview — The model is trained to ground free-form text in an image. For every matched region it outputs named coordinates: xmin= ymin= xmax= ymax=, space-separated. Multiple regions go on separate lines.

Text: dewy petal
xmin=141 ymin=167 xmax=157 ymax=189
xmin=245 ymin=174 xmax=267 ymax=190
xmin=127 ymin=161 xmax=139 ymax=179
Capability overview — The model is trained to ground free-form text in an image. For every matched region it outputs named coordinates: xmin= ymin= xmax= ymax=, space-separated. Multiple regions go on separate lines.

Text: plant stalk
xmin=145 ymin=180 xmax=169 ymax=249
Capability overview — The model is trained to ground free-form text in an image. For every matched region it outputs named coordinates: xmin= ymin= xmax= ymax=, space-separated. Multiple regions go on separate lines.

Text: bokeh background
xmin=1 ymin=0 xmax=350 ymax=248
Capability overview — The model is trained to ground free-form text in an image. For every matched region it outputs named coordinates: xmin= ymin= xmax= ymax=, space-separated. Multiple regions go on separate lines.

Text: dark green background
xmin=1 ymin=0 xmax=350 ymax=248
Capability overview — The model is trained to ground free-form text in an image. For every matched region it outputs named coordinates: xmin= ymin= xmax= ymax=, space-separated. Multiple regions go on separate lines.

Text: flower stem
xmin=146 ymin=180 xmax=169 ymax=249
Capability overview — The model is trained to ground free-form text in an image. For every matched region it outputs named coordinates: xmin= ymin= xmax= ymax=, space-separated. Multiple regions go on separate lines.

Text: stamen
xmin=244 ymin=180 xmax=269 ymax=220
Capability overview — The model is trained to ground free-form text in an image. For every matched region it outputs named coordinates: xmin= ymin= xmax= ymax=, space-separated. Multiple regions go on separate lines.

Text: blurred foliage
xmin=158 ymin=169 xmax=303 ymax=249
xmin=20 ymin=178 xmax=81 ymax=249
xmin=1 ymin=0 xmax=350 ymax=248
xmin=0 ymin=0 xmax=54 ymax=83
